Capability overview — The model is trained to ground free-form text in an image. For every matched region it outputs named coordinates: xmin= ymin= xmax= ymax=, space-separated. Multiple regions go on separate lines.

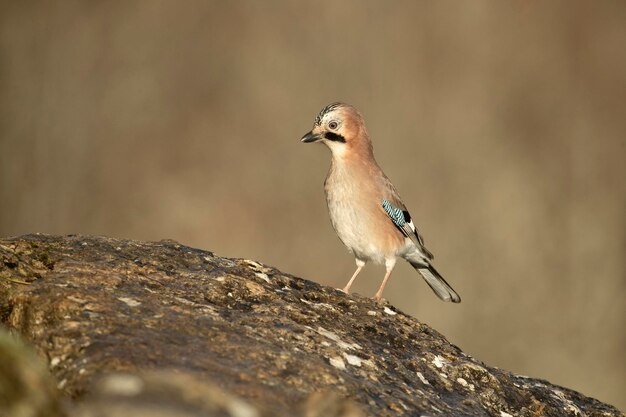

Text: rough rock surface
xmin=0 ymin=329 xmax=63 ymax=417
xmin=0 ymin=234 xmax=622 ymax=417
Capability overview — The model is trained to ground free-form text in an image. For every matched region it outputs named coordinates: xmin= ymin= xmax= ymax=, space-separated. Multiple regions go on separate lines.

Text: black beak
xmin=301 ymin=131 xmax=322 ymax=143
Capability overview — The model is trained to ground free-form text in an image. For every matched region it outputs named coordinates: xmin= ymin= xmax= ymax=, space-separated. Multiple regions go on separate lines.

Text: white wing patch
xmin=407 ymin=219 xmax=426 ymax=246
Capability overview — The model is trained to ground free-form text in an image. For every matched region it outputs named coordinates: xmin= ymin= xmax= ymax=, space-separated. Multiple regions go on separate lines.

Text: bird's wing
xmin=379 ymin=179 xmax=434 ymax=260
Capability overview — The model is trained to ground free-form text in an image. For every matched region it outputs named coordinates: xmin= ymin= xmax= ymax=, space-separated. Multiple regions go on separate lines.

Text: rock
xmin=0 ymin=234 xmax=622 ymax=417
xmin=0 ymin=327 xmax=64 ymax=417
xmin=70 ymin=372 xmax=363 ymax=417
xmin=72 ymin=371 xmax=263 ymax=417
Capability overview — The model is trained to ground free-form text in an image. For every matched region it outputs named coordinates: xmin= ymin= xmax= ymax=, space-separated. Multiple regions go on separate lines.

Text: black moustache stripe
xmin=324 ymin=132 xmax=346 ymax=143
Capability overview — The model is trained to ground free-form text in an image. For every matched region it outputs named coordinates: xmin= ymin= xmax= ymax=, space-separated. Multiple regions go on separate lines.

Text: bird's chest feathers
xmin=324 ymin=164 xmax=372 ymax=225
xmin=324 ymin=163 xmax=397 ymax=262
xmin=325 ymin=177 xmax=368 ymax=233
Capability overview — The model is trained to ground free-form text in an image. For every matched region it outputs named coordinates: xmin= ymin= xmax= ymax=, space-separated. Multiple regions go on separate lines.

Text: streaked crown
xmin=314 ymin=102 xmax=346 ymax=126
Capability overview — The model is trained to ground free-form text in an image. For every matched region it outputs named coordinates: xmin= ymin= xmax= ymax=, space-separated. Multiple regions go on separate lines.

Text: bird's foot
xmin=372 ymin=294 xmax=385 ymax=304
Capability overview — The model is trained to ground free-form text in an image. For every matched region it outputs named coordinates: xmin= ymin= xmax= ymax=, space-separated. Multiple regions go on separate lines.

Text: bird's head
xmin=301 ymin=102 xmax=372 ymax=158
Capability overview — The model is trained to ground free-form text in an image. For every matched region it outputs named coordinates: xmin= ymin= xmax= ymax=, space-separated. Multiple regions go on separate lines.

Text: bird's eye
xmin=328 ymin=121 xmax=338 ymax=130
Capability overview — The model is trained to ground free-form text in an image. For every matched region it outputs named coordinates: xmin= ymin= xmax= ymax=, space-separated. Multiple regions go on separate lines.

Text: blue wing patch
xmin=382 ymin=198 xmax=433 ymax=259
xmin=382 ymin=199 xmax=405 ymax=228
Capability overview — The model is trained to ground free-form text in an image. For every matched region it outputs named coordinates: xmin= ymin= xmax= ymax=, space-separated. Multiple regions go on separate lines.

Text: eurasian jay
xmin=301 ymin=102 xmax=461 ymax=303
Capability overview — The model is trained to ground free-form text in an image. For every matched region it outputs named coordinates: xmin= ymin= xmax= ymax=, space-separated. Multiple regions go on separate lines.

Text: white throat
xmin=324 ymin=140 xmax=348 ymax=160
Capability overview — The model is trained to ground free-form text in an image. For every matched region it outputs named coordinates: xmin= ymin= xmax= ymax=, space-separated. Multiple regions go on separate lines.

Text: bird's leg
xmin=342 ymin=259 xmax=365 ymax=293
xmin=373 ymin=258 xmax=397 ymax=301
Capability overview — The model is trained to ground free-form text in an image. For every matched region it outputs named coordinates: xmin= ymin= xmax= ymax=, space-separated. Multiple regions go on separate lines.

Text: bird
xmin=301 ymin=102 xmax=461 ymax=303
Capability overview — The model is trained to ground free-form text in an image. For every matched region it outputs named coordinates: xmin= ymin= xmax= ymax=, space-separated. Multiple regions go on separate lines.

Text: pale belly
xmin=325 ymin=186 xmax=410 ymax=264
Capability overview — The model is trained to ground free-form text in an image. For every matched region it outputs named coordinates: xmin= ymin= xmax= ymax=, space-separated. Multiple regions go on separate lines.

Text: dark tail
xmin=410 ymin=262 xmax=461 ymax=303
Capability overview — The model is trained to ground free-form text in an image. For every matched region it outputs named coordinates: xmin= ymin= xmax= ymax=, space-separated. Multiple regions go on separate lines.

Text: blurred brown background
xmin=1 ymin=0 xmax=624 ymax=410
